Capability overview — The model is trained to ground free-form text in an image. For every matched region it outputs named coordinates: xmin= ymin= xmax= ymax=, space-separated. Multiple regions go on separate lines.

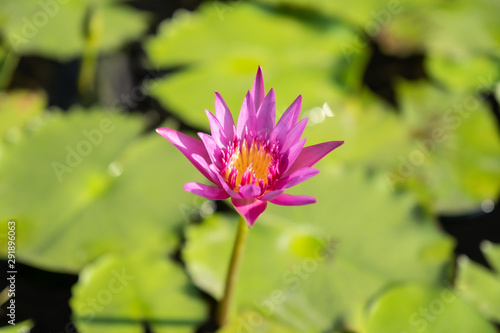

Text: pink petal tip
xmin=231 ymin=198 xmax=268 ymax=227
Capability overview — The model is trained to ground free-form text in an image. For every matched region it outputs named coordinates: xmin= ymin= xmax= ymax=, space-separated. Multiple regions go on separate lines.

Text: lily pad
xmin=250 ymin=0 xmax=405 ymax=27
xmin=0 ymin=109 xmax=205 ymax=272
xmin=456 ymin=242 xmax=500 ymax=322
xmin=392 ymin=80 xmax=500 ymax=214
xmin=71 ymin=254 xmax=206 ymax=333
xmin=308 ymin=80 xmax=500 ymax=215
xmin=144 ymin=2 xmax=366 ymax=129
xmin=0 ymin=0 xmax=149 ymax=60
xmin=183 ymin=166 xmax=454 ymax=332
xmin=423 ymin=0 xmax=500 ymax=59
xmin=0 ymin=320 xmax=33 ymax=332
xmin=425 ymin=52 xmax=499 ymax=93
xmin=379 ymin=0 xmax=500 ymax=91
xmin=301 ymin=90 xmax=411 ymax=171
xmin=365 ymin=283 xmax=497 ymax=333
xmin=0 ymin=90 xmax=46 ymax=144
xmin=217 ymin=310 xmax=299 ymax=333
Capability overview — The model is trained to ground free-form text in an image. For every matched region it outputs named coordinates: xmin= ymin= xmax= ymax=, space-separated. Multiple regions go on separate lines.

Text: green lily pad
xmin=218 ymin=310 xmax=299 ymax=333
xmin=183 ymin=166 xmax=454 ymax=332
xmin=425 ymin=52 xmax=499 ymax=93
xmin=144 ymin=2 xmax=366 ymax=129
xmin=365 ymin=283 xmax=497 ymax=333
xmin=373 ymin=0 xmax=433 ymax=55
xmin=456 ymin=242 xmax=500 ymax=322
xmin=381 ymin=0 xmax=500 ymax=55
xmin=392 ymin=80 xmax=500 ymax=214
xmin=0 ymin=320 xmax=33 ymax=332
xmin=0 ymin=0 xmax=149 ymax=60
xmin=301 ymin=90 xmax=411 ymax=171
xmin=0 ymin=90 xmax=46 ymax=144
xmin=379 ymin=0 xmax=500 ymax=92
xmin=310 ymin=80 xmax=500 ymax=215
xmin=423 ymin=0 xmax=500 ymax=59
xmin=0 ymin=109 xmax=205 ymax=272
xmin=250 ymin=0 xmax=405 ymax=27
xmin=71 ymin=254 xmax=206 ymax=333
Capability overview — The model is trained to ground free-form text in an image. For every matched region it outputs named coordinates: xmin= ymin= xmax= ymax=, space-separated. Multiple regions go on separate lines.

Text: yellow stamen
xmin=225 ymin=141 xmax=273 ymax=190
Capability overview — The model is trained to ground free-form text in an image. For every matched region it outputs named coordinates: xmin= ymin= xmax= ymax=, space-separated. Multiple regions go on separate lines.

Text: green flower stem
xmin=78 ymin=5 xmax=103 ymax=99
xmin=78 ymin=46 xmax=98 ymax=97
xmin=217 ymin=215 xmax=249 ymax=327
xmin=0 ymin=49 xmax=20 ymax=91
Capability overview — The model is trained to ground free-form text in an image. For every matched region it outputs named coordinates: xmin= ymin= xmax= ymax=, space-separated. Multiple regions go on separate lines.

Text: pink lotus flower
xmin=157 ymin=67 xmax=343 ymax=226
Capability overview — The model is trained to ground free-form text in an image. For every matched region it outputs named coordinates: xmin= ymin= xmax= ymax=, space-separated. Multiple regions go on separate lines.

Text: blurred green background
xmin=0 ymin=0 xmax=499 ymax=332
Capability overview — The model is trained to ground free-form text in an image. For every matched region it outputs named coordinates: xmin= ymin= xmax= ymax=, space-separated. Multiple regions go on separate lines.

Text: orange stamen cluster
xmin=221 ymin=137 xmax=280 ymax=194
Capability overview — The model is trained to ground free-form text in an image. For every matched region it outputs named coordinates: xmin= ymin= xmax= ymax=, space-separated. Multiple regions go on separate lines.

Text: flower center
xmin=222 ymin=138 xmax=280 ymax=193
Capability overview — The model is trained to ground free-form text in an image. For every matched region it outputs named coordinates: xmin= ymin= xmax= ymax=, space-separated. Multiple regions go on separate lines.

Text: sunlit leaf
xmin=456 ymin=242 xmax=500 ymax=322
xmin=301 ymin=90 xmax=411 ymax=171
xmin=0 ymin=46 xmax=20 ymax=90
xmin=392 ymin=80 xmax=500 ymax=214
xmin=0 ymin=320 xmax=33 ymax=332
xmin=250 ymin=0 xmax=404 ymax=27
xmin=184 ymin=166 xmax=454 ymax=332
xmin=71 ymin=254 xmax=206 ymax=333
xmin=0 ymin=90 xmax=46 ymax=144
xmin=365 ymin=283 xmax=497 ymax=333
xmin=380 ymin=0 xmax=500 ymax=92
xmin=145 ymin=2 xmax=366 ymax=129
xmin=217 ymin=310 xmax=299 ymax=333
xmin=425 ymin=53 xmax=499 ymax=93
xmin=0 ymin=109 xmax=204 ymax=272
xmin=0 ymin=0 xmax=149 ymax=60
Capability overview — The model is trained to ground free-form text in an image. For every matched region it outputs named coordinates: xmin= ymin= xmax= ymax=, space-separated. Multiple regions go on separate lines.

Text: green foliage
xmin=71 ymin=254 xmax=206 ymax=333
xmin=300 ymin=90 xmax=410 ymax=170
xmin=300 ymin=81 xmax=500 ymax=215
xmin=0 ymin=0 xmax=149 ymax=60
xmin=145 ymin=0 xmax=500 ymax=216
xmin=0 ymin=109 xmax=205 ymax=272
xmin=365 ymin=284 xmax=497 ymax=333
xmin=456 ymin=242 xmax=500 ymax=322
xmin=381 ymin=0 xmax=500 ymax=92
xmin=0 ymin=90 xmax=46 ymax=144
xmin=184 ymin=166 xmax=454 ymax=332
xmin=0 ymin=321 xmax=33 ymax=332
xmin=145 ymin=2 xmax=367 ymax=129
xmin=0 ymin=46 xmax=19 ymax=90
xmin=251 ymin=0 xmax=404 ymax=27
xmin=1 ymin=0 xmax=499 ymax=331
xmin=393 ymin=80 xmax=500 ymax=214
